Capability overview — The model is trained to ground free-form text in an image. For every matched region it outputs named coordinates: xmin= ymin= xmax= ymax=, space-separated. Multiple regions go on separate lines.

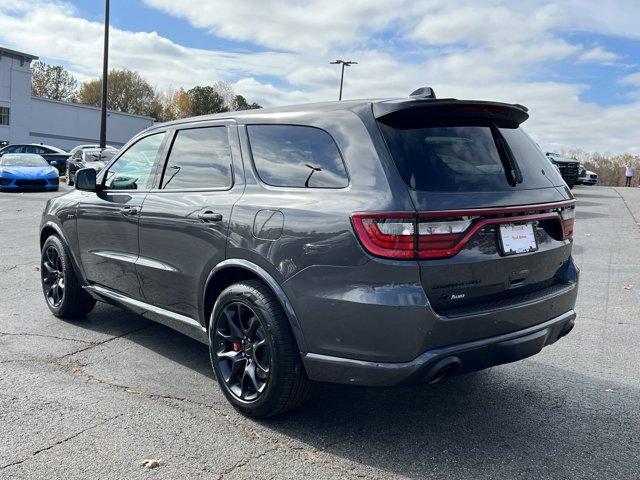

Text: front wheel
xmin=41 ymin=235 xmax=95 ymax=319
xmin=209 ymin=280 xmax=311 ymax=418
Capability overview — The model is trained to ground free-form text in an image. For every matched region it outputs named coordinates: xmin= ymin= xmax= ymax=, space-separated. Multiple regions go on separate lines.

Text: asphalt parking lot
xmin=1 ymin=184 xmax=639 ymax=479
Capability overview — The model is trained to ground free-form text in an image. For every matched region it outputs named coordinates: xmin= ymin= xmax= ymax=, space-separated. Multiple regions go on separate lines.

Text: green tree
xmin=187 ymin=86 xmax=228 ymax=116
xmin=235 ymin=95 xmax=262 ymax=110
xmin=78 ymin=69 xmax=156 ymax=117
xmin=31 ymin=61 xmax=78 ymax=102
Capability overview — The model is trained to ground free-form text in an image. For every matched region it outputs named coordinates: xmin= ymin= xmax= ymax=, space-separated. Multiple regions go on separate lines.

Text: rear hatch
xmin=374 ymin=100 xmax=575 ymax=320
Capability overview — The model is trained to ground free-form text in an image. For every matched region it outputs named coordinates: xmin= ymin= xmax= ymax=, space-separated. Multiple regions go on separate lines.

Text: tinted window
xmin=247 ymin=125 xmax=348 ymax=188
xmin=104 ymin=133 xmax=165 ymax=190
xmin=161 ymin=127 xmax=232 ymax=189
xmin=378 ymin=120 xmax=560 ymax=192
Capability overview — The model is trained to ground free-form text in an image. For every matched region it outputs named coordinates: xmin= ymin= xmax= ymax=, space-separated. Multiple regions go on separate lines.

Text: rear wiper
xmin=491 ymin=126 xmax=523 ymax=186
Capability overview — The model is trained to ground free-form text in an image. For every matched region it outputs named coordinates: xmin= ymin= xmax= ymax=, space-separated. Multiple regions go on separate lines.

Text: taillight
xmin=351 ymin=214 xmax=474 ymax=259
xmin=417 ymin=217 xmax=474 ymax=258
xmin=351 ymin=214 xmax=415 ymax=259
xmin=560 ymin=207 xmax=575 ymax=239
xmin=352 ymin=202 xmax=574 ymax=260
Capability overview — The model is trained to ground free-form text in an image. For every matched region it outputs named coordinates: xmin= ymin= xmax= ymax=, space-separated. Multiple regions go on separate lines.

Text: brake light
xmin=351 ymin=214 xmax=415 ymax=259
xmin=560 ymin=207 xmax=575 ymax=239
xmin=417 ymin=217 xmax=474 ymax=258
xmin=352 ymin=202 xmax=574 ymax=260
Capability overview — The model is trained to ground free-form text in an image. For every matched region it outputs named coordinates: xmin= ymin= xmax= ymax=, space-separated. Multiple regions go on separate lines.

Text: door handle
xmin=198 ymin=211 xmax=223 ymax=222
xmin=120 ymin=206 xmax=139 ymax=216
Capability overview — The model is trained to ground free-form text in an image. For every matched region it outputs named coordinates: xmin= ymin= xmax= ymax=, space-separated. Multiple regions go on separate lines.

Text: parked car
xmin=576 ymin=165 xmax=598 ymax=186
xmin=68 ymin=144 xmax=117 ymax=156
xmin=66 ymin=147 xmax=118 ymax=186
xmin=545 ymin=153 xmax=580 ymax=189
xmin=39 ymin=88 xmax=578 ymax=417
xmin=0 ymin=143 xmax=69 ymax=174
xmin=0 ymin=153 xmax=59 ymax=191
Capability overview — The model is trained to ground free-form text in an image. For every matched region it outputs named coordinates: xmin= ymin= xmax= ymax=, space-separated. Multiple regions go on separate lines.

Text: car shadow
xmin=63 ymin=303 xmax=213 ymax=379
xmin=68 ymin=304 xmax=635 ymax=478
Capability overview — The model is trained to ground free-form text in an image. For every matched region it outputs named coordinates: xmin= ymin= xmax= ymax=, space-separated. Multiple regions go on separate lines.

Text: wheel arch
xmin=202 ymin=259 xmax=307 ymax=353
xmin=40 ymin=220 xmax=87 ymax=286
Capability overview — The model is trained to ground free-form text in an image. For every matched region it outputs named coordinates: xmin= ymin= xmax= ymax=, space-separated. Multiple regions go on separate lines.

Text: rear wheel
xmin=41 ymin=235 xmax=95 ymax=319
xmin=209 ymin=280 xmax=311 ymax=418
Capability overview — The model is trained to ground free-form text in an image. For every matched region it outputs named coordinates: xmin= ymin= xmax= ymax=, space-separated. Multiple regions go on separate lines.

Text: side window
xmin=247 ymin=125 xmax=348 ymax=188
xmin=72 ymin=151 xmax=82 ymax=161
xmin=103 ymin=133 xmax=165 ymax=190
xmin=161 ymin=126 xmax=232 ymax=189
xmin=30 ymin=146 xmax=46 ymax=154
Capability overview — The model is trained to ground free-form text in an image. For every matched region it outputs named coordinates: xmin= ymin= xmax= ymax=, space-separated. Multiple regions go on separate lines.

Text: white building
xmin=0 ymin=46 xmax=154 ymax=150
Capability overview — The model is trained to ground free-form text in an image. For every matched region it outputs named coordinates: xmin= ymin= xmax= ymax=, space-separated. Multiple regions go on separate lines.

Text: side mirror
xmin=50 ymin=161 xmax=58 ymax=166
xmin=76 ymin=167 xmax=99 ymax=192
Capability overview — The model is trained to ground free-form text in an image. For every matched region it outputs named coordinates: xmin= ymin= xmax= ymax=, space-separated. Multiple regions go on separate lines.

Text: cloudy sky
xmin=1 ymin=0 xmax=639 ymax=153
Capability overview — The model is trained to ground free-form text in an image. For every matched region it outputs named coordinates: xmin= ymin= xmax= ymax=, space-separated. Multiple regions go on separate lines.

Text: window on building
xmin=247 ymin=125 xmax=348 ymax=188
xmin=161 ymin=127 xmax=232 ymax=190
xmin=0 ymin=107 xmax=9 ymax=126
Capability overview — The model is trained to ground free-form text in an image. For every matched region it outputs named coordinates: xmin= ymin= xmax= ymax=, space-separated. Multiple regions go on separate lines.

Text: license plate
xmin=499 ymin=223 xmax=537 ymax=255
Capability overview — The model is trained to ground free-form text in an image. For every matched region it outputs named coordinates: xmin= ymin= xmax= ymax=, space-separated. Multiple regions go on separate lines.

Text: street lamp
xmin=330 ymin=59 xmax=357 ymax=101
xmin=99 ymin=0 xmax=110 ymax=149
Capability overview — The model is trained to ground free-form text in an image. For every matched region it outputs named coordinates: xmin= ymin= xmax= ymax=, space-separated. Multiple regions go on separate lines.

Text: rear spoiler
xmin=373 ymin=99 xmax=529 ymax=126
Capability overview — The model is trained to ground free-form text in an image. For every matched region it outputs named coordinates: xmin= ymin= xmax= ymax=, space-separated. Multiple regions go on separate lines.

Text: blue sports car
xmin=0 ymin=154 xmax=60 ymax=191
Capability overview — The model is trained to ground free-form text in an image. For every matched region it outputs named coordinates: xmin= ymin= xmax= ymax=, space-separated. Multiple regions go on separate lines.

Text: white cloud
xmin=579 ymin=46 xmax=618 ymax=63
xmin=0 ymin=1 xmax=298 ymax=88
xmin=143 ymin=0 xmax=406 ymax=53
xmin=619 ymin=72 xmax=640 ymax=87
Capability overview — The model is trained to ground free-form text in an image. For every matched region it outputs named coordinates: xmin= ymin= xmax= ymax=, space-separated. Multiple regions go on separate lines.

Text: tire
xmin=67 ymin=167 xmax=73 ymax=186
xmin=41 ymin=235 xmax=95 ymax=319
xmin=209 ymin=280 xmax=311 ymax=418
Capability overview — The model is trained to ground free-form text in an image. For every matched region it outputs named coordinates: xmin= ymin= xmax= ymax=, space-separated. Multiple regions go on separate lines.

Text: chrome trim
xmin=92 ymin=250 xmax=138 ymax=264
xmin=135 ymin=256 xmax=178 ymax=272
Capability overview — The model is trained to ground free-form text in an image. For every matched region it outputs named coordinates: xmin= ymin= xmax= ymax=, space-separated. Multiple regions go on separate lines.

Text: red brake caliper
xmin=232 ymin=342 xmax=242 ymax=352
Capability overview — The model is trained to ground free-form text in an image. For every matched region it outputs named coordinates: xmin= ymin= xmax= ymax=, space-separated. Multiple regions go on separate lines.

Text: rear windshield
xmin=378 ymin=119 xmax=563 ymax=192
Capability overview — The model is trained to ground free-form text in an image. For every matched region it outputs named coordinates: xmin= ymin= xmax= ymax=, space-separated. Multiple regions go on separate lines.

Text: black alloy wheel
xmin=209 ymin=280 xmax=311 ymax=418
xmin=42 ymin=244 xmax=65 ymax=308
xmin=214 ymin=301 xmax=271 ymax=401
xmin=40 ymin=235 xmax=95 ymax=318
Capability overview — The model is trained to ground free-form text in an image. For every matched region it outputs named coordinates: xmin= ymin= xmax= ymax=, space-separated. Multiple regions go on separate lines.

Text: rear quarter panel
xmin=227 ymin=109 xmax=427 ymax=360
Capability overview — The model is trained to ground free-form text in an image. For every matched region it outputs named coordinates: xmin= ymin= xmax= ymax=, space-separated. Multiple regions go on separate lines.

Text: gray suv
xmin=39 ymin=89 xmax=578 ymax=417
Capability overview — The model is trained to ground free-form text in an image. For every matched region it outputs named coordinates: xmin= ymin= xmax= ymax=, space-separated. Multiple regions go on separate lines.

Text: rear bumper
xmin=303 ymin=309 xmax=576 ymax=386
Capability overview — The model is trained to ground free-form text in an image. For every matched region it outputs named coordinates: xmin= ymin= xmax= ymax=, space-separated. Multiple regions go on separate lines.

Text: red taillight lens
xmin=417 ymin=217 xmax=473 ymax=258
xmin=351 ymin=214 xmax=415 ymax=259
xmin=351 ymin=215 xmax=474 ymax=259
xmin=560 ymin=207 xmax=575 ymax=239
xmin=352 ymin=203 xmax=573 ymax=260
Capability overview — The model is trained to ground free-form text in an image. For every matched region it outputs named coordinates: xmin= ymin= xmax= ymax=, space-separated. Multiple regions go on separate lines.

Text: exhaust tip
xmin=426 ymin=357 xmax=461 ymax=385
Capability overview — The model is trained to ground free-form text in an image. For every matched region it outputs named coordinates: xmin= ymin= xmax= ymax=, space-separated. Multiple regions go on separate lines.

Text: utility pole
xmin=330 ymin=59 xmax=357 ymax=101
xmin=99 ymin=0 xmax=110 ymax=149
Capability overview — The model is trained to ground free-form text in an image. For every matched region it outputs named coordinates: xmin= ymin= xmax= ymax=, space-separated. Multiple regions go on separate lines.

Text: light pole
xmin=99 ymin=0 xmax=110 ymax=149
xmin=330 ymin=59 xmax=357 ymax=101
